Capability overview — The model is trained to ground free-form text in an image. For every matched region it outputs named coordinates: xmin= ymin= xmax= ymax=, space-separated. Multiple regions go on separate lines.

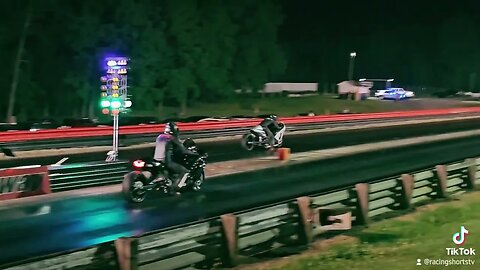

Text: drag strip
xmin=1 ymin=117 xmax=480 ymax=169
xmin=2 ymin=135 xmax=480 ymax=266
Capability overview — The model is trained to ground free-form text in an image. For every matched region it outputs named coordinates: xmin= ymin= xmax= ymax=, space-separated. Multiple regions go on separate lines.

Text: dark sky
xmin=278 ymin=0 xmax=480 ymax=87
xmin=280 ymin=0 xmax=480 ymax=39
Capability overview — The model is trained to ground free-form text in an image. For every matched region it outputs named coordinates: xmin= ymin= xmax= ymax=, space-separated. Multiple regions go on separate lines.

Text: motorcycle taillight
xmin=133 ymin=160 xmax=145 ymax=168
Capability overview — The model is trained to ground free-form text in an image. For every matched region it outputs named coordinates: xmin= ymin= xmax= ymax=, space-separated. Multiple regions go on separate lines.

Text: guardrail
xmin=1 ymin=107 xmax=479 ymax=144
xmin=48 ymin=161 xmax=129 ymax=192
xmin=2 ymin=241 xmax=119 ymax=270
xmin=2 ymin=108 xmax=480 ymax=152
xmin=3 ymin=157 xmax=479 ymax=270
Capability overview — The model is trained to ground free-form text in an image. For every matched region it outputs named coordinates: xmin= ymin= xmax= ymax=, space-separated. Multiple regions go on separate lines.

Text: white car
xmin=375 ymin=88 xmax=414 ymax=99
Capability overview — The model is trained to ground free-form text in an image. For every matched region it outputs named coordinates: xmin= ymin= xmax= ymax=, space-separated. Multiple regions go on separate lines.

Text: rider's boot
xmin=177 ymin=172 xmax=190 ymax=188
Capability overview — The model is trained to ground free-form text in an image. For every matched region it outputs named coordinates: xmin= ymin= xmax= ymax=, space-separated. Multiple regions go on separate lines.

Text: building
xmin=337 ymin=81 xmax=372 ymax=101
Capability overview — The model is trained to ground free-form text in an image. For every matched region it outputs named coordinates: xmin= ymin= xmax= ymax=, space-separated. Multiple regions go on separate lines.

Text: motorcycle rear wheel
xmin=241 ymin=133 xmax=256 ymax=151
xmin=122 ymin=172 xmax=147 ymax=203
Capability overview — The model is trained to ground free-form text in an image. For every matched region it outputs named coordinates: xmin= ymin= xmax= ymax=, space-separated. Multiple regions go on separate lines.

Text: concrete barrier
xmin=0 ymin=166 xmax=51 ymax=200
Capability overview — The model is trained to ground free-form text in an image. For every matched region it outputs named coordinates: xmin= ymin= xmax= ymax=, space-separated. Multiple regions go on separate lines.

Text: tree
xmin=232 ymin=0 xmax=287 ymax=91
xmin=194 ymin=0 xmax=238 ymax=100
xmin=163 ymin=0 xmax=202 ymax=114
xmin=63 ymin=2 xmax=106 ymax=118
xmin=6 ymin=2 xmax=32 ymax=122
xmin=119 ymin=0 xmax=173 ymax=115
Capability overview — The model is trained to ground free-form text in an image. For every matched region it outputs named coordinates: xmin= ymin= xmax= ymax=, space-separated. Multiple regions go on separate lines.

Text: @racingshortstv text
xmin=416 ymin=258 xmax=475 ymax=267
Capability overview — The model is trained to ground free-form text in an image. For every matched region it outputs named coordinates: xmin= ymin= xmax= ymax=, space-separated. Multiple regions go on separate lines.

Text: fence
xmin=3 ymin=156 xmax=479 ymax=270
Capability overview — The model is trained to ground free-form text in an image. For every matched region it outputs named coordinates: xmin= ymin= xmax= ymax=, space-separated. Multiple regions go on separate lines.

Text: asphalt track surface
xmin=2 ymin=135 xmax=480 ymax=266
xmin=2 ymin=118 xmax=480 ymax=168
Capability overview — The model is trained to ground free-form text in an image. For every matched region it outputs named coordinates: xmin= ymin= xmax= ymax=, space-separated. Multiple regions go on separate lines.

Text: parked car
xmin=375 ymin=88 xmax=414 ymax=100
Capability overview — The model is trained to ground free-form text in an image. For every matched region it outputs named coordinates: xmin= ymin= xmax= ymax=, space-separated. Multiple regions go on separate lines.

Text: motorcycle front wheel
xmin=122 ymin=172 xmax=147 ymax=203
xmin=241 ymin=133 xmax=256 ymax=151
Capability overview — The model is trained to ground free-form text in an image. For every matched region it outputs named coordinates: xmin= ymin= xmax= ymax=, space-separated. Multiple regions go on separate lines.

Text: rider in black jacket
xmin=259 ymin=114 xmax=281 ymax=148
xmin=154 ymin=122 xmax=199 ymax=190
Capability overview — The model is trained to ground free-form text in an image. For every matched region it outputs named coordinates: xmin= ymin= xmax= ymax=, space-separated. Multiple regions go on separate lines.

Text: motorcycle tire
xmin=241 ymin=133 xmax=256 ymax=151
xmin=191 ymin=171 xmax=205 ymax=191
xmin=122 ymin=172 xmax=147 ymax=203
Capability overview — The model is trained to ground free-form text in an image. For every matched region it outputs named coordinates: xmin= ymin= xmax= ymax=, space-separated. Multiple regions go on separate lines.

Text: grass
xmin=237 ymin=191 xmax=480 ymax=270
xmin=132 ymin=94 xmax=479 ymax=119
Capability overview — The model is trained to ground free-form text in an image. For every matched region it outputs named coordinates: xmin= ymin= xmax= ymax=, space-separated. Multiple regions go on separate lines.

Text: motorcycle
xmin=241 ymin=122 xmax=286 ymax=151
xmin=122 ymin=138 xmax=208 ymax=203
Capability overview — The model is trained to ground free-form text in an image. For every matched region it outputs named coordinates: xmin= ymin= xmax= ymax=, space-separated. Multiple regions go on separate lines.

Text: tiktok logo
xmin=452 ymin=226 xmax=469 ymax=245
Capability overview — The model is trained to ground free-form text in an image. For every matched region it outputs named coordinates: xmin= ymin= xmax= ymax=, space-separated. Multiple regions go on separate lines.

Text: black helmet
xmin=269 ymin=114 xmax=278 ymax=121
xmin=164 ymin=122 xmax=179 ymax=137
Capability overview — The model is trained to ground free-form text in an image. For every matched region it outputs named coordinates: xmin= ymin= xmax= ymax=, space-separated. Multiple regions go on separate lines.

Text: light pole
xmin=348 ymin=52 xmax=356 ymax=81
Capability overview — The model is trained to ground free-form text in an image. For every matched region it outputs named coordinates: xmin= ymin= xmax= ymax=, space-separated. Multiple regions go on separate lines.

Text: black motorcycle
xmin=122 ymin=138 xmax=208 ymax=203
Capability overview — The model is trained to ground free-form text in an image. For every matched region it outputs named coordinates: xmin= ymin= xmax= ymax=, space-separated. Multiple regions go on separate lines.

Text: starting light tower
xmin=100 ymin=56 xmax=132 ymax=161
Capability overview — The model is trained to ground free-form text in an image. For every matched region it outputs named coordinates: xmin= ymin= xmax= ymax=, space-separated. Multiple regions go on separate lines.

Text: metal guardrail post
xmin=220 ymin=214 xmax=238 ymax=267
xmin=465 ymin=158 xmax=477 ymax=190
xmin=114 ymin=237 xmax=137 ymax=270
xmin=434 ymin=165 xmax=448 ymax=198
xmin=354 ymin=183 xmax=369 ymax=225
xmin=296 ymin=196 xmax=313 ymax=245
xmin=399 ymin=174 xmax=415 ymax=209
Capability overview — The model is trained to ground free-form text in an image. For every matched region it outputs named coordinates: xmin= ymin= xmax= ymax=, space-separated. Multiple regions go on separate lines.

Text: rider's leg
xmin=167 ymin=162 xmax=190 ymax=189
xmin=263 ymin=127 xmax=274 ymax=147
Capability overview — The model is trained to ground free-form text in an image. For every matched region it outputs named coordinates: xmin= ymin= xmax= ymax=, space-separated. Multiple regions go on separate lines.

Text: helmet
xmin=164 ymin=122 xmax=179 ymax=137
xmin=269 ymin=114 xmax=278 ymax=121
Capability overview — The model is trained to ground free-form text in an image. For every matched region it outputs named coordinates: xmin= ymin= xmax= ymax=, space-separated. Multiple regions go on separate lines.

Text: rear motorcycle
xmin=122 ymin=138 xmax=208 ymax=203
xmin=241 ymin=122 xmax=286 ymax=151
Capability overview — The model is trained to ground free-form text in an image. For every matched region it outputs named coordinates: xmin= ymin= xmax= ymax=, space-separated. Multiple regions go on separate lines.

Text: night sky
xmin=279 ymin=0 xmax=480 ymax=88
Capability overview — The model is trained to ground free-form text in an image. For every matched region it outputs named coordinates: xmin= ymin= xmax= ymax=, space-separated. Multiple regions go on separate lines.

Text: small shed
xmin=337 ymin=81 xmax=371 ymax=101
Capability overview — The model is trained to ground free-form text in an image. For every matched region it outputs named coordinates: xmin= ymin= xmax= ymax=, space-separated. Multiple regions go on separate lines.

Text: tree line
xmin=0 ymin=0 xmax=286 ymax=121
xmin=1 ymin=0 xmax=479 ymax=121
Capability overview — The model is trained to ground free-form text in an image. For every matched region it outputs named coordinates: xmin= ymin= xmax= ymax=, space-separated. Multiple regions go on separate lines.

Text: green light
xmin=111 ymin=100 xmax=121 ymax=109
xmin=101 ymin=100 xmax=110 ymax=107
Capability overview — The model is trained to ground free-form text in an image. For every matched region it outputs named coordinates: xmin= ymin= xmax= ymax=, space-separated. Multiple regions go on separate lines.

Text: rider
xmin=259 ymin=114 xmax=281 ymax=148
xmin=154 ymin=122 xmax=199 ymax=191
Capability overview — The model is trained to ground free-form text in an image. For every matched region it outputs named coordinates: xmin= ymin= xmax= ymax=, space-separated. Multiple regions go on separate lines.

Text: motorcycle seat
xmin=151 ymin=160 xmax=177 ymax=176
